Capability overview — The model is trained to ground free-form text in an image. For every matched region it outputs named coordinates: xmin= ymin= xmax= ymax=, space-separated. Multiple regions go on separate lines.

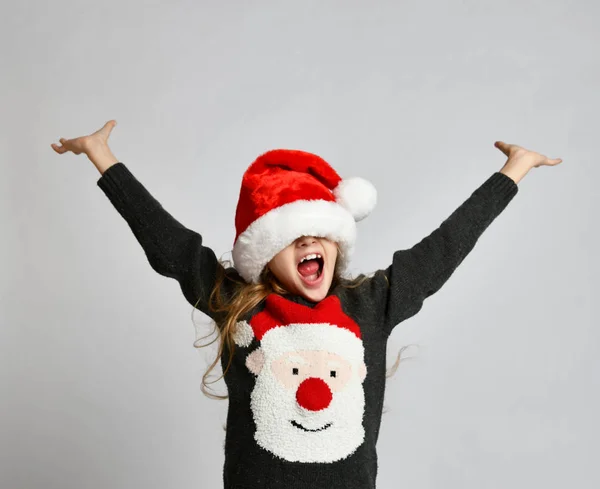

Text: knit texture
xmin=97 ymin=162 xmax=519 ymax=489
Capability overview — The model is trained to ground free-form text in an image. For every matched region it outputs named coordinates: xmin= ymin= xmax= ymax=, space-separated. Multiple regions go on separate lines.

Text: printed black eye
xmin=330 ymin=370 xmax=336 ymax=377
xmin=292 ymin=368 xmax=299 ymax=375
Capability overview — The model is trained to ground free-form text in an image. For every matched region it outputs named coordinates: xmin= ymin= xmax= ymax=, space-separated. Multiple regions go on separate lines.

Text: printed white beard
xmin=249 ymin=367 xmax=366 ymax=463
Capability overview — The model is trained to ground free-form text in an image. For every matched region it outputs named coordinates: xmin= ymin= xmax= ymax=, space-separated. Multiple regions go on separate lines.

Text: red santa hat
xmin=233 ymin=294 xmax=364 ymax=364
xmin=231 ymin=149 xmax=377 ymax=284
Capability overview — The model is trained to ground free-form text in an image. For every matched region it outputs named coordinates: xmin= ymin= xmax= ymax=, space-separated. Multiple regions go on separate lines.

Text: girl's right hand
xmin=51 ymin=120 xmax=117 ymax=156
xmin=51 ymin=120 xmax=119 ymax=174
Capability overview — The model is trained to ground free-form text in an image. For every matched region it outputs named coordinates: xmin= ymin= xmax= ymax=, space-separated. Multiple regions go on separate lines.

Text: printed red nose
xmin=296 ymin=377 xmax=332 ymax=411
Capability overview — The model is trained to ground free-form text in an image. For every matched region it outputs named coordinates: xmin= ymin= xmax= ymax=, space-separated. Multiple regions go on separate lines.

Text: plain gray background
xmin=1 ymin=1 xmax=597 ymax=488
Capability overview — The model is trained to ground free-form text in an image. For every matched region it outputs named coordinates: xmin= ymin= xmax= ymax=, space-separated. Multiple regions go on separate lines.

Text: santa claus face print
xmin=239 ymin=321 xmax=368 ymax=463
xmin=267 ymin=235 xmax=338 ymax=303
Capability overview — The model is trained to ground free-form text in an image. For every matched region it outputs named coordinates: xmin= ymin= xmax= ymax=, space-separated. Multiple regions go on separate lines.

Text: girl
xmin=51 ymin=120 xmax=562 ymax=489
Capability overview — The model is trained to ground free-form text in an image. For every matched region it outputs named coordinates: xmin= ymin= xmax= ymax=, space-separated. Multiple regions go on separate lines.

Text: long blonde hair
xmin=192 ymin=250 xmax=407 ymax=399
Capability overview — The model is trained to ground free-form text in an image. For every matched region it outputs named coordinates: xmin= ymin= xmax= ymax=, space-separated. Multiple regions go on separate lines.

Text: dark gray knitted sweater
xmin=97 ymin=163 xmax=518 ymax=489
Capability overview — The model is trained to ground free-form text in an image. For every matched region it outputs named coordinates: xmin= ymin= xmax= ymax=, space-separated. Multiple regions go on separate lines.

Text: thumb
xmin=494 ymin=141 xmax=511 ymax=157
xmin=94 ymin=120 xmax=117 ymax=141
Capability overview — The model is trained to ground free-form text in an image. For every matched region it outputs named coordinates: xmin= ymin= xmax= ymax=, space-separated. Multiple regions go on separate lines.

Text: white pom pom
xmin=333 ymin=177 xmax=377 ymax=221
xmin=233 ymin=320 xmax=254 ymax=347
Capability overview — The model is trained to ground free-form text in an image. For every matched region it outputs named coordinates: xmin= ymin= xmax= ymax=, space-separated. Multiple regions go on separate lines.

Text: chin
xmin=295 ymin=274 xmax=333 ymax=303
xmin=300 ymin=288 xmax=328 ymax=303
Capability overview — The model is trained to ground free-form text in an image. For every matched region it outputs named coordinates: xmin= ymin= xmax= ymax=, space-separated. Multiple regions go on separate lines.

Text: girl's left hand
xmin=494 ymin=141 xmax=563 ymax=168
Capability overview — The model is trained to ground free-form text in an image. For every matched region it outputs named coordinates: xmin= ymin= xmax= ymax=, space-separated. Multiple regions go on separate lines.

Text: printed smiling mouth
xmin=291 ymin=420 xmax=333 ymax=432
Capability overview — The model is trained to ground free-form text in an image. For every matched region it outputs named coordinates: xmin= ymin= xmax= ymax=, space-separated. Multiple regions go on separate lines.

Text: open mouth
xmin=297 ymin=253 xmax=324 ymax=286
xmin=291 ymin=420 xmax=332 ymax=432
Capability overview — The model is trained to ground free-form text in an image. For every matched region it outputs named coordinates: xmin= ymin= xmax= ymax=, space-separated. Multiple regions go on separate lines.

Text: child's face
xmin=267 ymin=235 xmax=338 ymax=303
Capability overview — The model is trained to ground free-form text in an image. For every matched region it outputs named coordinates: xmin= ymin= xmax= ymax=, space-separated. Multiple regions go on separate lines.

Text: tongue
xmin=298 ymin=259 xmax=319 ymax=277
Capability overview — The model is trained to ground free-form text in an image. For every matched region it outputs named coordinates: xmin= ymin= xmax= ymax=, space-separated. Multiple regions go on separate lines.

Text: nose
xmin=296 ymin=377 xmax=332 ymax=411
xmin=297 ymin=235 xmax=317 ymax=247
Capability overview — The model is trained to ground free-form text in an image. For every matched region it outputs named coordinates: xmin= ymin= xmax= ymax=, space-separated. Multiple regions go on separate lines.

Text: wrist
xmin=499 ymin=157 xmax=531 ymax=185
xmin=86 ymin=142 xmax=119 ymax=175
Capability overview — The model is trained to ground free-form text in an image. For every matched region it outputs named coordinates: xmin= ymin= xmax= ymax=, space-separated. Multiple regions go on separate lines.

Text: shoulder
xmin=332 ymin=270 xmax=389 ymax=317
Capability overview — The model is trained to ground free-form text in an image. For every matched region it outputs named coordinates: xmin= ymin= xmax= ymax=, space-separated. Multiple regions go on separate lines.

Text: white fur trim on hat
xmin=333 ymin=177 xmax=377 ymax=222
xmin=232 ymin=199 xmax=356 ymax=284
xmin=260 ymin=323 xmax=365 ymax=365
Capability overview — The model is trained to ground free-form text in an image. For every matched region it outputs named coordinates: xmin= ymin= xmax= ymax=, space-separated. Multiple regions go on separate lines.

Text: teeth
xmin=299 ymin=253 xmax=322 ymax=264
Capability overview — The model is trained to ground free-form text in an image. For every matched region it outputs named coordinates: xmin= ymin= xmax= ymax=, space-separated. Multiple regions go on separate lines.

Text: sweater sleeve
xmin=96 ymin=162 xmax=239 ymax=322
xmin=363 ymin=171 xmax=519 ymax=336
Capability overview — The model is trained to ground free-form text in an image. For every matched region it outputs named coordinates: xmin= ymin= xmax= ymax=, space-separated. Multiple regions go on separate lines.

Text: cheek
xmin=323 ymin=242 xmax=338 ymax=267
xmin=269 ymin=262 xmax=300 ymax=290
xmin=270 ymin=253 xmax=296 ymax=277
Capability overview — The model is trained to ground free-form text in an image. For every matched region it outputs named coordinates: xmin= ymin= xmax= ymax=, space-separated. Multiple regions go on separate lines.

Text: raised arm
xmin=51 ymin=120 xmax=239 ymax=322
xmin=96 ymin=162 xmax=239 ymax=320
xmin=377 ymin=171 xmax=518 ymax=334
xmin=357 ymin=141 xmax=563 ymax=337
